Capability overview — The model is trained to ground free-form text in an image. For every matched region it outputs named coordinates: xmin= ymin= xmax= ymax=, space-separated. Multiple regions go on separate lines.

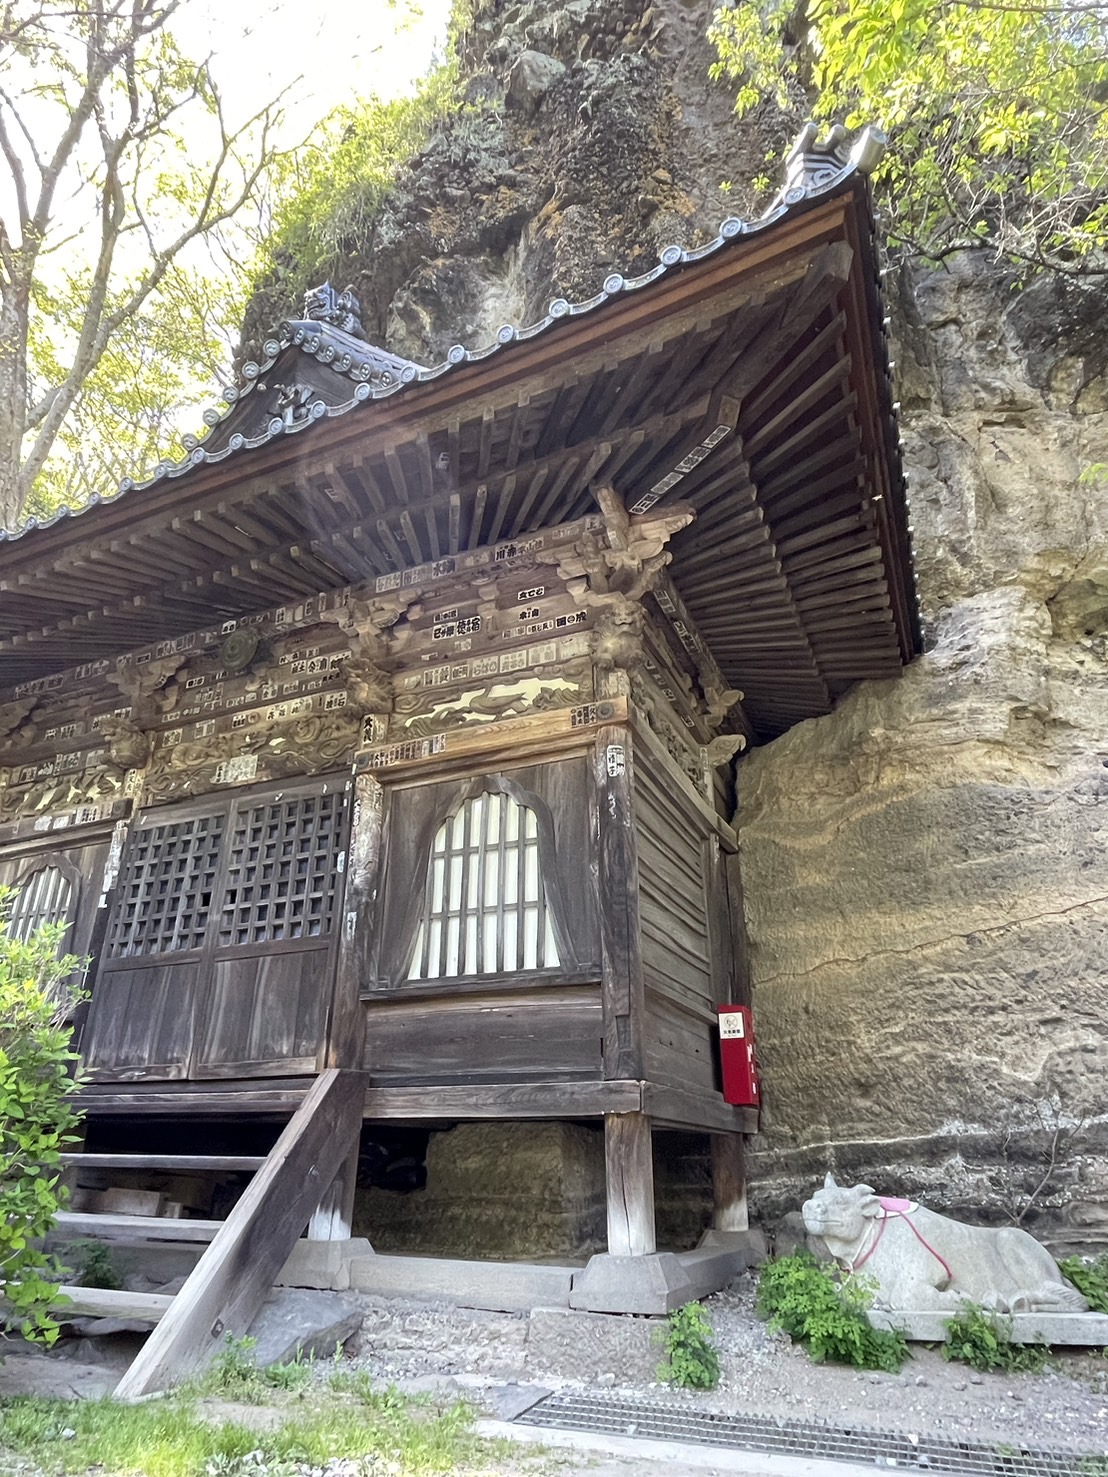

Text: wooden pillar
xmin=710 ymin=1132 xmax=748 ymax=1233
xmin=605 ymin=1111 xmax=656 ymax=1256
xmin=307 ymin=1143 xmax=359 ymax=1242
xmin=596 ymin=725 xmax=644 ymax=1081
xmin=325 ymin=772 xmax=383 ymax=1070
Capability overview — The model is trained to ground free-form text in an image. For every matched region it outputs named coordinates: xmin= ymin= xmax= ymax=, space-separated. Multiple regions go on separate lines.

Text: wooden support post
xmin=596 ymin=725 xmax=644 ymax=1081
xmin=326 ymin=772 xmax=383 ymax=1070
xmin=710 ymin=1132 xmax=748 ymax=1233
xmin=605 ymin=1111 xmax=656 ymax=1256
xmin=307 ymin=1143 xmax=359 ymax=1241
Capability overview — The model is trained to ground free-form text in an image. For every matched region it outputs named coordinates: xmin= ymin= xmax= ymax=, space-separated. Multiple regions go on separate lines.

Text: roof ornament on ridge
xmin=302 ymin=281 xmax=366 ymax=338
xmin=764 ymin=122 xmax=886 ymax=216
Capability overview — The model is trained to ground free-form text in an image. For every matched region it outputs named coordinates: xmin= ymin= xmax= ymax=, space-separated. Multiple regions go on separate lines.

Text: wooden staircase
xmin=50 ymin=1068 xmax=365 ymax=1399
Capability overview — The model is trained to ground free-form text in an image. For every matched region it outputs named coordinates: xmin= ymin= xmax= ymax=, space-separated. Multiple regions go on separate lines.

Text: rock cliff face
xmin=741 ymin=260 xmax=1108 ymax=1250
xmin=279 ymin=0 xmax=1108 ymax=1247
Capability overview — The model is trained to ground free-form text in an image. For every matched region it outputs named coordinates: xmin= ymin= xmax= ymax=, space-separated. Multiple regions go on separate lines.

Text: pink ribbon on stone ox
xmin=850 ymin=1197 xmax=955 ymax=1285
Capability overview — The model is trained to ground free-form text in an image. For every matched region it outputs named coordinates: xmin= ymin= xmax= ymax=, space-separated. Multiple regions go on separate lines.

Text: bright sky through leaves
xmin=172 ymin=0 xmax=453 ymax=135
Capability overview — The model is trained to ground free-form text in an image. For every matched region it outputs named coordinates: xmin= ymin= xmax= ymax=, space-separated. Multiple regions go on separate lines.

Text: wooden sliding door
xmin=81 ymin=776 xmax=351 ymax=1082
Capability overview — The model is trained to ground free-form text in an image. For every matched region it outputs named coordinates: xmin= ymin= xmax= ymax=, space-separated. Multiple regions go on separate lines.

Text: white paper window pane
xmin=431 ymin=856 xmax=445 ymax=912
xmin=445 ymin=915 xmax=461 ymax=975
xmin=523 ymin=844 xmax=539 ymax=902
xmin=505 ymin=800 xmax=519 ymax=843
xmin=483 ymin=911 xmax=498 ymax=969
xmin=522 ymin=905 xmax=539 ymax=969
xmin=464 ymin=913 xmax=479 ymax=975
xmin=448 ymin=852 xmax=463 ymax=909
xmin=502 ymin=908 xmax=518 ymax=971
xmin=484 ymin=849 xmax=499 ymax=903
xmin=504 ymin=845 xmax=519 ymax=905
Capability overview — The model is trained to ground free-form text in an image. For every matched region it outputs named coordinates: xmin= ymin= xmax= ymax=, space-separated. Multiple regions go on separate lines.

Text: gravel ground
xmin=344 ymin=1273 xmax=1108 ymax=1455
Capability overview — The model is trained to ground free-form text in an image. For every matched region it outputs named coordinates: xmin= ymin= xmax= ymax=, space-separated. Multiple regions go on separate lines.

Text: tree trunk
xmin=0 ymin=284 xmax=30 ymax=531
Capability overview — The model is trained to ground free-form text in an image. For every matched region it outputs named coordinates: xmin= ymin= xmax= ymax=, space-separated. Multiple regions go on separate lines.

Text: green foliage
xmin=0 ymin=892 xmax=86 ymax=1345
xmin=1058 ymin=1254 xmax=1108 ymax=1315
xmin=196 ymin=1336 xmax=313 ymax=1403
xmin=757 ymin=1251 xmax=909 ymax=1371
xmin=0 ymin=1379 xmax=485 ymax=1477
xmin=708 ymin=0 xmax=1108 ymax=272
xmin=254 ymin=62 xmax=459 ymax=312
xmin=61 ymin=1239 xmax=123 ymax=1293
xmin=942 ymin=1302 xmax=1048 ymax=1373
xmin=657 ymin=1301 xmax=721 ymax=1390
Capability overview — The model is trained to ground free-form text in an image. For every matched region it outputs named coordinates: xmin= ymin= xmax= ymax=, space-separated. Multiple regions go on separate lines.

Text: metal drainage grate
xmin=515 ymin=1391 xmax=1107 ymax=1477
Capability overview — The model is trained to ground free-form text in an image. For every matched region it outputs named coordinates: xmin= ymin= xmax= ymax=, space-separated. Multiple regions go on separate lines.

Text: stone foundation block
xmin=871 ymin=1308 xmax=1108 ymax=1346
xmin=276 ymin=1237 xmax=372 ymax=1291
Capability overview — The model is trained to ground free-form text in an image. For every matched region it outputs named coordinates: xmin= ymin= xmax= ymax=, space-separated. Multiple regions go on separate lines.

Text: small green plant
xmin=62 ymin=1238 xmax=123 ymax=1291
xmin=199 ymin=1335 xmax=316 ymax=1401
xmin=757 ymin=1251 xmax=909 ymax=1372
xmin=0 ymin=894 xmax=87 ymax=1345
xmin=1058 ymin=1254 xmax=1108 ymax=1314
xmin=657 ymin=1301 xmax=721 ymax=1390
xmin=943 ymin=1303 xmax=1048 ymax=1374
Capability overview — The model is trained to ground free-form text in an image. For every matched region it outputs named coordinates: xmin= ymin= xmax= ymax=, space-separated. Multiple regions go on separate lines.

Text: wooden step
xmin=53 ymin=1285 xmax=175 ymax=1322
xmin=55 ymin=1211 xmax=223 ymax=1243
xmin=62 ymin=1153 xmax=266 ymax=1172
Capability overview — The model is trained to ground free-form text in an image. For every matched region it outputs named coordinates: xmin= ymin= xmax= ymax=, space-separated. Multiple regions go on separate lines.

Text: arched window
xmin=407 ymin=789 xmax=560 ymax=980
xmin=7 ymin=862 xmax=76 ymax=943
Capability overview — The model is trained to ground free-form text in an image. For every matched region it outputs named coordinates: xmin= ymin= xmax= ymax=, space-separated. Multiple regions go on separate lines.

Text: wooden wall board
xmin=363 ymin=987 xmax=602 ymax=1085
xmin=360 ymin=1078 xmax=644 ymax=1120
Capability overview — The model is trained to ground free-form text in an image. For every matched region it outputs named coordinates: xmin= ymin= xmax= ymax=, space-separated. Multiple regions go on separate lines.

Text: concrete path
xmin=478 ymin=1417 xmax=896 ymax=1477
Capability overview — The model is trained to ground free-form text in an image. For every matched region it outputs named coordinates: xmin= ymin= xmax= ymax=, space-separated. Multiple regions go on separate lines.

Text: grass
xmin=0 ymin=1365 xmax=506 ymax=1477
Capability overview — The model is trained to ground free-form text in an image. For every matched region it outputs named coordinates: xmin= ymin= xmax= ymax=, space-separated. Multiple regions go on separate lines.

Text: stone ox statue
xmin=802 ymin=1175 xmax=1088 ymax=1314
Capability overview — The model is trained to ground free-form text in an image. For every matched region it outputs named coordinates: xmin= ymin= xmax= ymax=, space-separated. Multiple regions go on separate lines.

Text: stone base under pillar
xmin=569 ymin=1234 xmax=763 ymax=1315
xmin=276 ymin=1237 xmax=373 ymax=1291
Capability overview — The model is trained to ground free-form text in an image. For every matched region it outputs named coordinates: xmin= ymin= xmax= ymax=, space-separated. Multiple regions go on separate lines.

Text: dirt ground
xmin=1 ymin=1268 xmax=1106 ymax=1463
xmin=342 ymin=1273 xmax=1108 ymax=1454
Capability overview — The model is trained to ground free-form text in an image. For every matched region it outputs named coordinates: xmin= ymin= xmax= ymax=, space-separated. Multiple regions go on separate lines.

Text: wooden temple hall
xmin=0 ymin=126 xmax=918 ymax=1390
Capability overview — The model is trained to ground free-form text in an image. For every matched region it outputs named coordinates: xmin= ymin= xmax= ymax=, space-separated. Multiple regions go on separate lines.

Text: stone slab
xmin=527 ymin=1305 xmax=663 ymax=1382
xmin=569 ymin=1246 xmax=745 ymax=1315
xmin=481 ymin=1380 xmax=552 ymax=1421
xmin=276 ymin=1237 xmax=372 ymax=1291
xmin=348 ymin=1253 xmax=575 ymax=1312
xmin=246 ymin=1287 xmax=362 ymax=1367
xmin=697 ymin=1228 xmax=768 ymax=1265
xmin=870 ymin=1308 xmax=1108 ymax=1346
xmin=0 ymin=1351 xmax=118 ymax=1400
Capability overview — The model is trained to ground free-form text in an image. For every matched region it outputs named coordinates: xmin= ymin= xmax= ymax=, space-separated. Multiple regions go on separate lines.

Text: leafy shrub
xmin=1058 ymin=1255 xmax=1108 ymax=1315
xmin=0 ymin=897 xmax=86 ymax=1344
xmin=657 ymin=1302 xmax=721 ymax=1390
xmin=757 ymin=1251 xmax=909 ymax=1372
xmin=61 ymin=1238 xmax=123 ymax=1292
xmin=942 ymin=1303 xmax=1047 ymax=1374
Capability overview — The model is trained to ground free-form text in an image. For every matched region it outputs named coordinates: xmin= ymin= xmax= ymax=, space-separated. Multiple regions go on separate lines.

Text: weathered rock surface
xmin=742 ymin=259 xmax=1108 ymax=1249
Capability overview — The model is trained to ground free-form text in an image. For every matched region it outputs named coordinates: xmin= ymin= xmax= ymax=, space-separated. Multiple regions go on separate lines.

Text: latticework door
xmin=82 ymin=778 xmax=351 ymax=1082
